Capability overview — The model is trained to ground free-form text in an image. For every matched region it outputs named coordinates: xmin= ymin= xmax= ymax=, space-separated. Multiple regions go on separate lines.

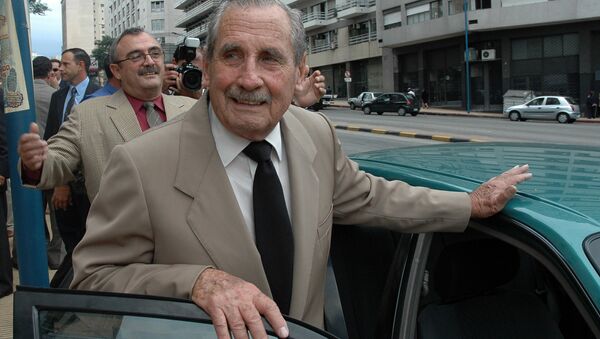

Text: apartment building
xmin=62 ymin=0 xmax=106 ymax=55
xmin=105 ymin=0 xmax=185 ymax=58
xmin=172 ymin=0 xmax=600 ymax=110
xmin=380 ymin=0 xmax=600 ymax=110
xmin=174 ymin=0 xmax=383 ymax=98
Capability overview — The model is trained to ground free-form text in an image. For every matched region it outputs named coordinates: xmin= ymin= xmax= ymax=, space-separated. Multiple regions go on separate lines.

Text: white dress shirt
xmin=209 ymin=105 xmax=292 ymax=239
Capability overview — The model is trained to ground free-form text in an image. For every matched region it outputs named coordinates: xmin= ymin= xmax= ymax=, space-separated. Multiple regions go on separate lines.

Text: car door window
xmin=396 ymin=222 xmax=598 ymax=339
xmin=14 ymin=287 xmax=336 ymax=339
xmin=529 ymin=98 xmax=544 ymax=106
xmin=546 ymin=97 xmax=560 ymax=105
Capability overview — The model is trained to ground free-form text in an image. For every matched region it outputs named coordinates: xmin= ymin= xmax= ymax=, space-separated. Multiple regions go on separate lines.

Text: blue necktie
xmin=63 ymin=87 xmax=77 ymax=122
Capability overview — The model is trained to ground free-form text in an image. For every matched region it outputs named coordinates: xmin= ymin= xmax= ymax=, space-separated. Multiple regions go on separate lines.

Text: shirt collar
xmin=70 ymin=77 xmax=89 ymax=101
xmin=124 ymin=92 xmax=165 ymax=113
xmin=209 ymin=103 xmax=283 ymax=167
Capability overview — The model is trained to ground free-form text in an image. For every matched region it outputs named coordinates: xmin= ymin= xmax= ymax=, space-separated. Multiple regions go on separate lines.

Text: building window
xmin=151 ymin=1 xmax=164 ymax=12
xmin=511 ymin=34 xmax=580 ymax=98
xmin=406 ymin=0 xmax=442 ymax=25
xmin=151 ymin=19 xmax=165 ymax=32
xmin=383 ymin=7 xmax=402 ymax=30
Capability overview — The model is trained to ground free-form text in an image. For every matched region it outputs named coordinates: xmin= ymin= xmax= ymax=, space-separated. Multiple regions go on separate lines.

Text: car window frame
xmin=393 ymin=215 xmax=600 ymax=339
xmin=13 ymin=286 xmax=338 ymax=339
xmin=546 ymin=97 xmax=560 ymax=106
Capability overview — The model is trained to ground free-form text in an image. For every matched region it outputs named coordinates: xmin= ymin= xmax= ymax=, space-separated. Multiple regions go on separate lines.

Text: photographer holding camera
xmin=163 ymin=37 xmax=205 ymax=99
xmin=163 ymin=37 xmax=327 ymax=105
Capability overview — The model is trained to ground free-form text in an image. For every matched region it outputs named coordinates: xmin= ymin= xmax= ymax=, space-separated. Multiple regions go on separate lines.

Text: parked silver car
xmin=348 ymin=92 xmax=382 ymax=110
xmin=504 ymin=96 xmax=580 ymax=123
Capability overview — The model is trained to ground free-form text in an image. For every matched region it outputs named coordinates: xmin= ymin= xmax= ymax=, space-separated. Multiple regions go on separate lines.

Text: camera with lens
xmin=173 ymin=37 xmax=203 ymax=91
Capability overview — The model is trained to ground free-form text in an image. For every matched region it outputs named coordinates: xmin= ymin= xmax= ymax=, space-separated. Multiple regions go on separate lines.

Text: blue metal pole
xmin=3 ymin=0 xmax=49 ymax=287
xmin=464 ymin=0 xmax=471 ymax=113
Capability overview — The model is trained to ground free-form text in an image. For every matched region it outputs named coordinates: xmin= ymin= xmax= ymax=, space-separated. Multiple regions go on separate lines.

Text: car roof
xmin=351 ymin=142 xmax=600 ymax=225
xmin=351 ymin=142 xmax=600 ymax=306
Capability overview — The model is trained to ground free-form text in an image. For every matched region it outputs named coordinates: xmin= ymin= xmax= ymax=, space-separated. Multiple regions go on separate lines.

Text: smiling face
xmin=110 ymin=32 xmax=165 ymax=100
xmin=203 ymin=5 xmax=305 ymax=141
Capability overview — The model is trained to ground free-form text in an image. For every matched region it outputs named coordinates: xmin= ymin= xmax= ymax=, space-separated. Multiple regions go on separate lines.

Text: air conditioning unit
xmin=481 ymin=49 xmax=496 ymax=61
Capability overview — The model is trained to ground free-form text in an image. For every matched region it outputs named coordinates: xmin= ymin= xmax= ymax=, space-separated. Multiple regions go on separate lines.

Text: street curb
xmin=333 ymin=124 xmax=482 ymax=143
xmin=328 ymin=104 xmax=600 ymax=123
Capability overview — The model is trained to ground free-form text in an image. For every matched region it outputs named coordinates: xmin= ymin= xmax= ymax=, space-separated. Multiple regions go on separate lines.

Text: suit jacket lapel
xmin=175 ymin=95 xmax=270 ymax=294
xmin=106 ymin=90 xmax=143 ymax=142
xmin=281 ymin=111 xmax=319 ymax=316
xmin=163 ymin=95 xmax=190 ymax=121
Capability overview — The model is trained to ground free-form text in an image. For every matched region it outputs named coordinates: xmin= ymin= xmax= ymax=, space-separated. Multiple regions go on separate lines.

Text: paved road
xmin=336 ymin=129 xmax=440 ymax=155
xmin=322 ymin=108 xmax=600 ymax=146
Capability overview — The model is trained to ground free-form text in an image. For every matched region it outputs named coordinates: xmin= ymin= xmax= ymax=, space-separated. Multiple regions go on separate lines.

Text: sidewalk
xmin=329 ymin=99 xmax=600 ymax=123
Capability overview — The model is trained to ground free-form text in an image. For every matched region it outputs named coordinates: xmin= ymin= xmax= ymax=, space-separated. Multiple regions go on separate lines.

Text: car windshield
xmin=565 ymin=97 xmax=576 ymax=104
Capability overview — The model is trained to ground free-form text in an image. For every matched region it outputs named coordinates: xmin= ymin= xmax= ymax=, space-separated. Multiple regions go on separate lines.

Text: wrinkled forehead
xmin=216 ymin=5 xmax=292 ymax=48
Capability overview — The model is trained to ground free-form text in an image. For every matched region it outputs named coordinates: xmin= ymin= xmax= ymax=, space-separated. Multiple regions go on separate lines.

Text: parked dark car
xmin=14 ymin=143 xmax=600 ymax=339
xmin=362 ymin=92 xmax=420 ymax=116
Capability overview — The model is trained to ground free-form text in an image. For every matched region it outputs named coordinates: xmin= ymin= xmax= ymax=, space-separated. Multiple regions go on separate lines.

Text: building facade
xmin=379 ymin=0 xmax=600 ymax=111
xmin=105 ymin=0 xmax=185 ymax=58
xmin=62 ymin=0 xmax=106 ymax=55
xmin=169 ymin=0 xmax=600 ymax=110
xmin=174 ymin=0 xmax=384 ymax=99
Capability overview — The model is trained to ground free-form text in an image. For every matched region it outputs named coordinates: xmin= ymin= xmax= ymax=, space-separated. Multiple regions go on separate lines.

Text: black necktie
xmin=64 ymin=87 xmax=77 ymax=121
xmin=244 ymin=141 xmax=294 ymax=314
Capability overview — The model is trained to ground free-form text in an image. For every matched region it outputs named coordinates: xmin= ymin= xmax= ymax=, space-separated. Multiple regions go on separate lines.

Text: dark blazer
xmin=44 ymin=80 xmax=99 ymax=141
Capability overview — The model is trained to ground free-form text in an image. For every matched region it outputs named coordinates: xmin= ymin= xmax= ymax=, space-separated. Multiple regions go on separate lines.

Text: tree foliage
xmin=92 ymin=35 xmax=116 ymax=70
xmin=28 ymin=0 xmax=50 ymax=15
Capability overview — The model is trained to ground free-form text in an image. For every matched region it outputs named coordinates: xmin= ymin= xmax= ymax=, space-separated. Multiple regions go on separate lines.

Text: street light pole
xmin=464 ymin=0 xmax=471 ymax=113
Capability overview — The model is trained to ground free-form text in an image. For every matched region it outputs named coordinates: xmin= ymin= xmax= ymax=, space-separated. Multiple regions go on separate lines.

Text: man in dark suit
xmin=0 ymin=88 xmax=12 ymax=298
xmin=43 ymin=48 xmax=99 ymax=283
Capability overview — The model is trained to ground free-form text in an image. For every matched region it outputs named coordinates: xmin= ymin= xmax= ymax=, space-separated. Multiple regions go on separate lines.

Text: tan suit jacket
xmin=33 ymin=79 xmax=56 ymax=138
xmin=71 ymin=93 xmax=471 ymax=328
xmin=20 ymin=90 xmax=196 ymax=201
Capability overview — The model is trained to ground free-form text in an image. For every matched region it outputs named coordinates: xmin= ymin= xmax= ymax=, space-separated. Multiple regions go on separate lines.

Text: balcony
xmin=175 ymin=0 xmax=216 ymax=28
xmin=174 ymin=0 xmax=195 ymax=10
xmin=348 ymin=31 xmax=376 ymax=45
xmin=336 ymin=0 xmax=375 ymax=19
xmin=187 ymin=22 xmax=209 ymax=38
xmin=302 ymin=8 xmax=337 ymax=30
xmin=281 ymin=0 xmax=300 ymax=6
xmin=310 ymin=40 xmax=337 ymax=54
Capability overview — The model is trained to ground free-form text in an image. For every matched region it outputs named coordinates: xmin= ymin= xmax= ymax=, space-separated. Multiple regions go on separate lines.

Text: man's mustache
xmin=226 ymin=86 xmax=272 ymax=104
xmin=138 ymin=66 xmax=161 ymax=75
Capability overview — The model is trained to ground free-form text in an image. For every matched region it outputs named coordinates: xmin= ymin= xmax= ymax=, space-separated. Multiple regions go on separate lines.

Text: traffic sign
xmin=344 ymin=77 xmax=352 ymax=82
xmin=344 ymin=70 xmax=351 ymax=78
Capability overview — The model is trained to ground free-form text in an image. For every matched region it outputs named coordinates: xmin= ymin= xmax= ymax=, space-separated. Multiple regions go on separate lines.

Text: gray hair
xmin=205 ymin=0 xmax=306 ymax=65
xmin=109 ymin=27 xmax=147 ymax=64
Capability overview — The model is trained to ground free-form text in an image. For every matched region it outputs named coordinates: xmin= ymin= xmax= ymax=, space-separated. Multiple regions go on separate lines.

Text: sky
xmin=29 ymin=0 xmax=62 ymax=58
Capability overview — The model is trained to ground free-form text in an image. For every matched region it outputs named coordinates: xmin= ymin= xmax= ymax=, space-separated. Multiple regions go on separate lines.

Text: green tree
xmin=29 ymin=0 xmax=50 ymax=15
xmin=92 ymin=35 xmax=115 ymax=70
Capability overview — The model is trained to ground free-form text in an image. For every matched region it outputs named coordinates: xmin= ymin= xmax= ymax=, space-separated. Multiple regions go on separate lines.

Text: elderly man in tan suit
xmin=67 ymin=1 xmax=531 ymax=338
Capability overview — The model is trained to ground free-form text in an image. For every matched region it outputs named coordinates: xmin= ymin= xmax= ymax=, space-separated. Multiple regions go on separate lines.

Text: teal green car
xmin=14 ymin=142 xmax=600 ymax=339
xmin=326 ymin=142 xmax=599 ymax=339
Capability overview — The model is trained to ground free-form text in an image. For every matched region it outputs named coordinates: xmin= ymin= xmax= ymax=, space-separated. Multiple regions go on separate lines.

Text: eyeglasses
xmin=114 ymin=49 xmax=164 ymax=64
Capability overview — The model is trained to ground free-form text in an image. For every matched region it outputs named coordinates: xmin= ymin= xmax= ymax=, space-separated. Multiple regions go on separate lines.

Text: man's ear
xmin=201 ymin=57 xmax=210 ymax=86
xmin=296 ymin=53 xmax=308 ymax=84
xmin=110 ymin=64 xmax=121 ymax=80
